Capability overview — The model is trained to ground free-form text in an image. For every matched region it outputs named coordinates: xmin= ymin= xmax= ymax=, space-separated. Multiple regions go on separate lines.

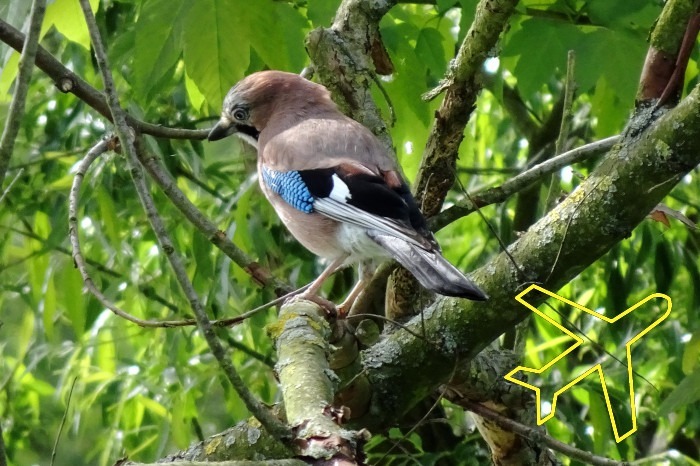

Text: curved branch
xmin=431 ymin=136 xmax=620 ymax=230
xmin=354 ymin=84 xmax=700 ymax=430
xmin=0 ymin=18 xmax=208 ymax=141
xmin=460 ymin=401 xmax=627 ymax=466
xmin=0 ymin=0 xmax=46 ymax=186
xmin=77 ymin=0 xmax=290 ymax=440
xmin=415 ymin=0 xmax=520 ymax=217
xmin=69 ymin=138 xmax=203 ymax=327
xmin=134 ymin=143 xmax=291 ymax=294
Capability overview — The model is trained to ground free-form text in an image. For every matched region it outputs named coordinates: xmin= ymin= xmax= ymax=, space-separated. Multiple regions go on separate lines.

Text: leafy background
xmin=0 ymin=0 xmax=699 ymax=464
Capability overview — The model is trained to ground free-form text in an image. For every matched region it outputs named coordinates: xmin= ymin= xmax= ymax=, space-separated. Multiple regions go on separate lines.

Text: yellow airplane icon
xmin=504 ymin=284 xmax=672 ymax=443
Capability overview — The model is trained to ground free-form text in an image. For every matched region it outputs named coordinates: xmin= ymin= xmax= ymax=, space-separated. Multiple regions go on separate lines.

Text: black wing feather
xmin=298 ymin=168 xmax=412 ymax=224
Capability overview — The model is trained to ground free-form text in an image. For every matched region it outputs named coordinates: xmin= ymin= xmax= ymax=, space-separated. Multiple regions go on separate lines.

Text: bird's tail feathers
xmin=368 ymin=232 xmax=488 ymax=301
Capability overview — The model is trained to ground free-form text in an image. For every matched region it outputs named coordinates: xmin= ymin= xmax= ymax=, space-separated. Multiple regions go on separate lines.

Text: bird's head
xmin=207 ymin=70 xmax=335 ymax=148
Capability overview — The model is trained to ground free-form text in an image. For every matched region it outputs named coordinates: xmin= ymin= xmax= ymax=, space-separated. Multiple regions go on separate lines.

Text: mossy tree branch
xmin=353 ymin=86 xmax=700 ymax=430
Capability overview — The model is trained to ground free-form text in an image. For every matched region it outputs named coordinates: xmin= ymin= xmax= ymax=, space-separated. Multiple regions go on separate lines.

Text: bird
xmin=208 ymin=70 xmax=487 ymax=314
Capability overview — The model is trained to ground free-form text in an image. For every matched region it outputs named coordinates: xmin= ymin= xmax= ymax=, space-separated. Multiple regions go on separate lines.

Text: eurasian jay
xmin=208 ymin=70 xmax=487 ymax=313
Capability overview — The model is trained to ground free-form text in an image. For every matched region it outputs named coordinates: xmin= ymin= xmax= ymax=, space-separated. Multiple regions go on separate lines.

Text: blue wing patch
xmin=261 ymin=166 xmax=315 ymax=213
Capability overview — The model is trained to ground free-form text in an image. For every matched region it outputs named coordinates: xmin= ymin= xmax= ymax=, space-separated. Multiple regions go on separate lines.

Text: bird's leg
xmin=337 ymin=262 xmax=373 ymax=318
xmin=296 ymin=255 xmax=348 ymax=312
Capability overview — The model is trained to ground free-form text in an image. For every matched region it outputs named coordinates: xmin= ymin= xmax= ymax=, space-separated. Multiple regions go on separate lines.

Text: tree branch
xmin=77 ymin=0 xmax=290 ymax=440
xmin=271 ymin=299 xmax=364 ymax=462
xmin=0 ymin=0 xmax=46 ymax=187
xmin=431 ymin=136 xmax=620 ymax=230
xmin=126 ymin=461 xmax=306 ymax=466
xmin=305 ymin=0 xmax=398 ymax=154
xmin=353 ymin=84 xmax=700 ymax=430
xmin=637 ymin=0 xmax=700 ymax=103
xmin=460 ymin=401 xmax=627 ymax=466
xmin=134 ymin=144 xmax=291 ymax=295
xmin=0 ymin=18 xmax=208 ymax=141
xmin=158 ymin=422 xmax=293 ymax=463
xmin=0 ymin=168 xmax=23 ymax=205
xmin=415 ymin=0 xmax=519 ymax=217
xmin=544 ymin=49 xmax=576 ymax=212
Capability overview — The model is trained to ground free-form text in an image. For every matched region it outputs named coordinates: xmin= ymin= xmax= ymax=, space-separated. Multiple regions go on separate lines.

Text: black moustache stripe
xmin=236 ymin=124 xmax=260 ymax=140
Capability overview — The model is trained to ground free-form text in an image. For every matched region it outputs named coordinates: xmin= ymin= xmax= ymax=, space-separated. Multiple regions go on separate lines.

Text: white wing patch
xmin=329 ymin=173 xmax=352 ymax=202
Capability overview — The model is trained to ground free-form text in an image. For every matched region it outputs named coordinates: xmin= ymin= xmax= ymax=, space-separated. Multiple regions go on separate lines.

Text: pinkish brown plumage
xmin=208 ymin=71 xmax=487 ymax=313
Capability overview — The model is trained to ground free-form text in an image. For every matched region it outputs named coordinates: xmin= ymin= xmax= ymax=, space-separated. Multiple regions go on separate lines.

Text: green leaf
xmin=97 ymin=186 xmax=120 ymax=247
xmin=415 ymin=27 xmax=448 ymax=76
xmin=584 ymin=0 xmax=661 ymax=32
xmin=658 ymin=366 xmax=700 ymax=416
xmin=61 ymin=262 xmax=87 ymax=337
xmin=576 ymin=28 xmax=644 ymax=105
xmin=654 ymin=241 xmax=674 ymax=294
xmin=182 ymin=0 xmax=308 ymax=110
xmin=682 ymin=331 xmax=700 ymax=376
xmin=0 ymin=52 xmax=19 ymax=98
xmin=183 ymin=0 xmax=250 ymax=110
xmin=502 ymin=18 xmax=585 ymax=97
xmin=192 ymin=229 xmax=213 ymax=292
xmin=588 ymin=388 xmax=610 ymax=454
xmin=132 ymin=0 xmax=190 ymax=102
xmin=95 ymin=328 xmax=116 ymax=375
xmin=41 ymin=0 xmax=100 ymax=50
xmin=381 ymin=20 xmax=430 ymax=124
xmin=42 ymin=273 xmax=56 ymax=339
xmin=185 ymin=69 xmax=206 ymax=113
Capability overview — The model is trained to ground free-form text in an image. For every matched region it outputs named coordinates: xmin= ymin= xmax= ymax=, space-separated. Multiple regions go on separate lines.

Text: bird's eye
xmin=232 ymin=108 xmax=248 ymax=121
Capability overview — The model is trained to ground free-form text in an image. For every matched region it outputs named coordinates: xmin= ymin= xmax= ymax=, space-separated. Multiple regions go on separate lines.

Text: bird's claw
xmin=290 ymin=292 xmax=337 ymax=318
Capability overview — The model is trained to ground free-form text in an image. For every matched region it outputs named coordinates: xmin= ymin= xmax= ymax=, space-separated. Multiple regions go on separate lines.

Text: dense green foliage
xmin=0 ymin=0 xmax=698 ymax=464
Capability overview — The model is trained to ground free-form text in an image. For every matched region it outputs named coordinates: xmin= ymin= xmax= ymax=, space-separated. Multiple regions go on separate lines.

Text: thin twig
xmin=415 ymin=0 xmax=520 ymax=218
xmin=461 ymin=401 xmax=628 ymax=466
xmin=545 ymin=50 xmax=576 ymax=212
xmin=77 ymin=0 xmax=290 ymax=440
xmin=1 ymin=224 xmax=180 ymax=312
xmin=50 ymin=377 xmax=77 ymax=466
xmin=67 ymin=140 xmax=291 ymax=329
xmin=0 ymin=0 xmax=46 ymax=186
xmin=347 ymin=313 xmax=438 ymax=344
xmin=431 ymin=136 xmax=620 ymax=230
xmin=69 ymin=139 xmax=194 ymax=327
xmin=0 ymin=18 xmax=208 ymax=141
xmin=134 ymin=146 xmax=291 ymax=295
xmin=216 ymin=285 xmax=309 ymax=327
xmin=0 ymin=168 xmax=23 ymax=204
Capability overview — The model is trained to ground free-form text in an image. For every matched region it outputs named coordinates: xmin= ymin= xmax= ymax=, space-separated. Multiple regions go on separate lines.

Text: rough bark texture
xmin=306 ymin=0 xmax=398 ymax=156
xmin=637 ymin=0 xmax=700 ymax=101
xmin=270 ymin=300 xmax=364 ymax=463
xmin=352 ymin=90 xmax=700 ymax=430
xmin=414 ymin=0 xmax=521 ymax=217
xmin=158 ymin=421 xmax=293 ymax=462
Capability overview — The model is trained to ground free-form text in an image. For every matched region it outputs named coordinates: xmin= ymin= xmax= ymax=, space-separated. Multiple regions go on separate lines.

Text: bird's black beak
xmin=207 ymin=119 xmax=236 ymax=141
